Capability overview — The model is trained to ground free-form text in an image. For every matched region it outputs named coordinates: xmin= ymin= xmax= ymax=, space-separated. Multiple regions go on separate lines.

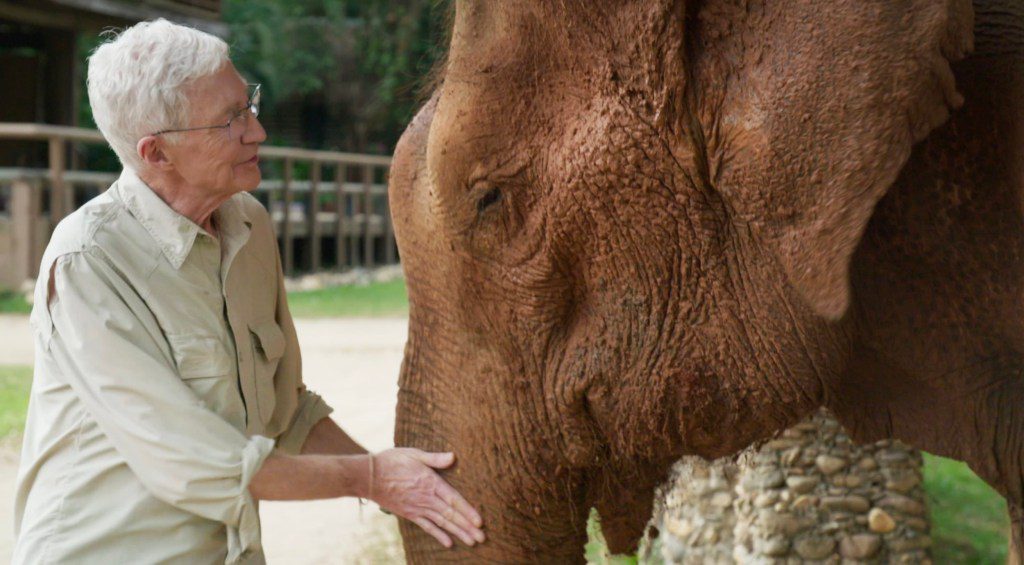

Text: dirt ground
xmin=0 ymin=314 xmax=409 ymax=564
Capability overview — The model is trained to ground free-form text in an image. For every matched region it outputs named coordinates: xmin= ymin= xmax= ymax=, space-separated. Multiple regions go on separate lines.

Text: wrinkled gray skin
xmin=388 ymin=0 xmax=1024 ymax=562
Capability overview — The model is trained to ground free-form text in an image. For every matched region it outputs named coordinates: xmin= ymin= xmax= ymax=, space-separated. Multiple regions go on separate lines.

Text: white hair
xmin=86 ymin=18 xmax=229 ymax=171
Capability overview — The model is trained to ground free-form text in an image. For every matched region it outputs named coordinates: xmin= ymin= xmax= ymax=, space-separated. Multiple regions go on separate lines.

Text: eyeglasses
xmin=151 ymin=83 xmax=261 ymax=139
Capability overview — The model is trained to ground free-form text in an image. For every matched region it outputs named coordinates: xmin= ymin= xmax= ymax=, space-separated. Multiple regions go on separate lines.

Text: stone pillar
xmin=656 ymin=456 xmax=739 ymax=564
xmin=656 ymin=409 xmax=931 ymax=564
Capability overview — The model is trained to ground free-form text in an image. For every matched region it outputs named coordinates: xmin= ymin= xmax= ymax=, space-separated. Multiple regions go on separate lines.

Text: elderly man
xmin=13 ymin=19 xmax=483 ymax=564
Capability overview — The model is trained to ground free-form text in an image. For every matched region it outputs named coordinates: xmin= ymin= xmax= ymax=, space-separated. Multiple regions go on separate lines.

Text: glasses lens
xmin=250 ymin=84 xmax=261 ymax=118
xmin=227 ymin=84 xmax=260 ymax=139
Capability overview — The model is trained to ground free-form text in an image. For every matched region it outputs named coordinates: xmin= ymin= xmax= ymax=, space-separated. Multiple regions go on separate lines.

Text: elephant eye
xmin=476 ymin=186 xmax=502 ymax=213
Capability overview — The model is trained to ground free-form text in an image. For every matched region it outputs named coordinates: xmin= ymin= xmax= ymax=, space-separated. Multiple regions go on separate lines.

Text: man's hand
xmin=249 ymin=432 xmax=485 ymax=549
xmin=371 ymin=448 xmax=485 ymax=548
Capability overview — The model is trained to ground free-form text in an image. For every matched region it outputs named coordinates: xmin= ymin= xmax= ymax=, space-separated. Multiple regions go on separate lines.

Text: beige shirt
xmin=13 ymin=170 xmax=332 ymax=564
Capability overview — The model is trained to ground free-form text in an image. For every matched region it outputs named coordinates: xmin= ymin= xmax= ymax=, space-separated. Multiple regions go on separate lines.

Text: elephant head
xmin=388 ymin=0 xmax=1024 ymax=561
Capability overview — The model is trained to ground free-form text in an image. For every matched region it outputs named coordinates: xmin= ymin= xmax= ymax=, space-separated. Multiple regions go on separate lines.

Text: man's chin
xmin=237 ymin=171 xmax=262 ymax=193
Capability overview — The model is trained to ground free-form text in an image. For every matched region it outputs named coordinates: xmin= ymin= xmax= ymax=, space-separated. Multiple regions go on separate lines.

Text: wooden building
xmin=0 ymin=0 xmax=225 ymax=167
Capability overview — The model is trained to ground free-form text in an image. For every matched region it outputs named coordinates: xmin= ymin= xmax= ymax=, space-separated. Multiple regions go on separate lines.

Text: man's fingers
xmin=418 ymin=451 xmax=456 ymax=469
xmin=436 ymin=482 xmax=485 ymax=531
xmin=413 ymin=516 xmax=453 ymax=549
xmin=425 ymin=509 xmax=477 ymax=547
xmin=430 ymin=499 xmax=483 ymax=542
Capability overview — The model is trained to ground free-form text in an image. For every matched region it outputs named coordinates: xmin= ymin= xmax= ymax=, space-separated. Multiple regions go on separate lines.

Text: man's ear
xmin=699 ymin=0 xmax=973 ymax=319
xmin=137 ymin=136 xmax=173 ymax=171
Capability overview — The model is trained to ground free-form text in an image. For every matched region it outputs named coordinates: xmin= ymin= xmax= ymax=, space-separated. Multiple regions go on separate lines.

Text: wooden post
xmin=11 ymin=179 xmax=42 ymax=284
xmin=383 ymin=168 xmax=396 ymax=264
xmin=362 ymin=164 xmax=374 ymax=268
xmin=348 ymin=169 xmax=359 ymax=268
xmin=308 ymin=161 xmax=321 ymax=273
xmin=282 ymin=158 xmax=294 ymax=276
xmin=334 ymin=164 xmax=347 ymax=271
xmin=48 ymin=137 xmax=67 ymax=223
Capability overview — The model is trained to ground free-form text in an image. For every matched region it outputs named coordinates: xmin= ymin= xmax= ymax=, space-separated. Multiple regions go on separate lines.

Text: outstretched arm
xmin=251 ymin=417 xmax=485 ymax=548
xmin=298 ymin=416 xmax=367 ymax=455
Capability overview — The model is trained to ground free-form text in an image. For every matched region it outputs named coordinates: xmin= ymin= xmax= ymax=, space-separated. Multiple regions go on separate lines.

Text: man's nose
xmin=245 ymin=116 xmax=267 ymax=144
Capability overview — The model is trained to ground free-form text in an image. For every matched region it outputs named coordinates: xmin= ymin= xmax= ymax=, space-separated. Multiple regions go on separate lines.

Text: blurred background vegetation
xmin=76 ymin=0 xmax=453 ymax=172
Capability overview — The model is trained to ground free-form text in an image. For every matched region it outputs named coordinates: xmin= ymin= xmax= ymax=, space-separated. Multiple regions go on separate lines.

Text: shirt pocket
xmin=168 ymin=334 xmax=233 ymax=379
xmin=167 ymin=334 xmax=242 ymax=423
xmin=248 ymin=319 xmax=285 ymax=426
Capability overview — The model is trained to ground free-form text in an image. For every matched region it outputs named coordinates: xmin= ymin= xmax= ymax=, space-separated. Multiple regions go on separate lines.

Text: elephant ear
xmin=706 ymin=0 xmax=973 ymax=319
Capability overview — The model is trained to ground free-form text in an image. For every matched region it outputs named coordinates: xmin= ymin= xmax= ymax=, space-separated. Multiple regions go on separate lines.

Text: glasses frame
xmin=150 ymin=83 xmax=261 ymax=138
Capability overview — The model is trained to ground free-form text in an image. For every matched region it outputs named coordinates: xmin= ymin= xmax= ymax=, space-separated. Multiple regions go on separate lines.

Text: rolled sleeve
xmin=46 ymin=250 xmax=274 ymax=558
xmin=229 ymin=435 xmax=275 ymax=563
xmin=274 ymin=390 xmax=334 ymax=454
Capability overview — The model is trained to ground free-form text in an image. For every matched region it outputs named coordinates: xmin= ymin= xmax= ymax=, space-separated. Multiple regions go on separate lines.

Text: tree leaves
xmin=223 ymin=0 xmax=451 ymax=152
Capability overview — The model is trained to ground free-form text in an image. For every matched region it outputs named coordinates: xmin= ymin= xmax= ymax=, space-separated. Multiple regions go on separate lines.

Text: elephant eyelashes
xmin=476 ymin=186 xmax=503 ymax=213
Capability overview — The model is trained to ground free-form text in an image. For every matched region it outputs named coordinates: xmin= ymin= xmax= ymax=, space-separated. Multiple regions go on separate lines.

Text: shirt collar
xmin=214 ymin=192 xmax=253 ymax=267
xmin=114 ymin=169 xmax=252 ymax=269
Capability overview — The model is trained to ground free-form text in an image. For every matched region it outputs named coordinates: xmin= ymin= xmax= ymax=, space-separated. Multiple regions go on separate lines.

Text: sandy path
xmin=0 ymin=315 xmax=409 ymax=564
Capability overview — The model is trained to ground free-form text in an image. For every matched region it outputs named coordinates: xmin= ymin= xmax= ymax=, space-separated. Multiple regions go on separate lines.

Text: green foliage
xmin=223 ymin=0 xmax=341 ymax=104
xmin=585 ymin=509 xmax=640 ymax=565
xmin=223 ymin=0 xmax=452 ymax=151
xmin=0 ymin=291 xmax=31 ymax=314
xmin=350 ymin=1 xmax=452 ymax=148
xmin=924 ymin=452 xmax=1009 ymax=564
xmin=285 ymin=278 xmax=409 ymax=318
xmin=0 ymin=365 xmax=33 ymax=439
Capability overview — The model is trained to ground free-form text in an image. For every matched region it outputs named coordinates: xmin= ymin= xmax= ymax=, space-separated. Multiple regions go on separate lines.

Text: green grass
xmin=586 ymin=509 xmax=641 ymax=564
xmin=0 ymin=280 xmax=410 ymax=319
xmin=924 ymin=452 xmax=1009 ymax=564
xmin=286 ymin=279 xmax=409 ymax=318
xmin=0 ymin=290 xmax=31 ymax=314
xmin=0 ymin=365 xmax=33 ymax=439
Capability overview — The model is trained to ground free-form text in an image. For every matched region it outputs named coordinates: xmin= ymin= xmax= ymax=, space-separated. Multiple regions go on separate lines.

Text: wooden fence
xmin=0 ymin=123 xmax=395 ymax=290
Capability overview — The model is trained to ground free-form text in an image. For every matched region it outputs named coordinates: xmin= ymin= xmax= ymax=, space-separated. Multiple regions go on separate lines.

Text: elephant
xmin=387 ymin=0 xmax=1024 ymax=562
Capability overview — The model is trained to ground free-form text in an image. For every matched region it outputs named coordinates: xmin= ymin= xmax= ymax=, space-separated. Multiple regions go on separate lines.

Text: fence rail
xmin=0 ymin=122 xmax=395 ymax=291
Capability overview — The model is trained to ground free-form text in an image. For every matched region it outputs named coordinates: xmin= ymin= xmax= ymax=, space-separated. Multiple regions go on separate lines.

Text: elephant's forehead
xmin=426 ymin=94 xmax=605 ymax=231
xmin=431 ymin=75 xmax=682 ymax=182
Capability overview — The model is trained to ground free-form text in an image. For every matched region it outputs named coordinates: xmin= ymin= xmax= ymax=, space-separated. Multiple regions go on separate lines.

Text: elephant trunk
xmin=394 ymin=320 xmax=592 ymax=563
